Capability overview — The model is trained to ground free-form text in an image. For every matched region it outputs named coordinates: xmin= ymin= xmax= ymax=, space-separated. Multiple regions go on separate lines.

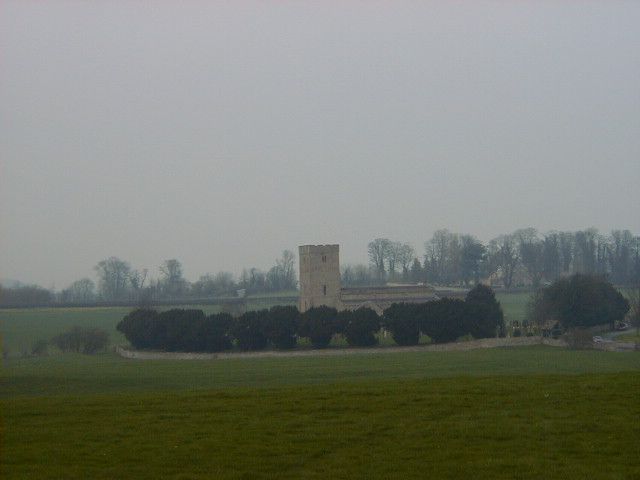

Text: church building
xmin=298 ymin=244 xmax=439 ymax=315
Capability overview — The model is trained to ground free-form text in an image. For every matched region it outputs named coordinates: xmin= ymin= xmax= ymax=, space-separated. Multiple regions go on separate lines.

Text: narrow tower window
xmin=323 ymin=285 xmax=327 ymax=295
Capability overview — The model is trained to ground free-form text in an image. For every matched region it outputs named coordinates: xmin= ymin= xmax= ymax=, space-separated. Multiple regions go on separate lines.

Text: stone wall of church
xmin=339 ymin=285 xmax=438 ymax=314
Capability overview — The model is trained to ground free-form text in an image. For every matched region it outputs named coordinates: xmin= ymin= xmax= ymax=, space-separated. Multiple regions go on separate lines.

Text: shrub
xmin=266 ymin=306 xmax=299 ymax=350
xmin=418 ymin=299 xmax=469 ymax=344
xmin=299 ymin=306 xmax=338 ymax=348
xmin=159 ymin=309 xmax=207 ymax=352
xmin=382 ymin=303 xmax=421 ymax=346
xmin=81 ymin=328 xmax=109 ymax=354
xmin=52 ymin=326 xmax=109 ymax=354
xmin=118 ymin=308 xmax=234 ymax=352
xmin=200 ymin=313 xmax=234 ymax=352
xmin=31 ymin=339 xmax=48 ymax=356
xmin=465 ymin=284 xmax=505 ymax=338
xmin=232 ymin=310 xmax=269 ymax=351
xmin=339 ymin=308 xmax=380 ymax=347
xmin=456 ymin=334 xmax=474 ymax=343
xmin=537 ymin=274 xmax=630 ymax=329
xmin=117 ymin=308 xmax=159 ymax=349
xmin=52 ymin=326 xmax=84 ymax=352
xmin=525 ymin=289 xmax=550 ymax=332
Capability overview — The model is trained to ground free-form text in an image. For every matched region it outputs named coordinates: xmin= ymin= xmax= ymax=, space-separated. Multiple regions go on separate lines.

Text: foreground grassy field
xmin=0 ymin=291 xmax=529 ymax=355
xmin=4 ymin=292 xmax=639 ymax=478
xmin=2 ymin=347 xmax=640 ymax=478
xmin=3 ymin=372 xmax=640 ymax=478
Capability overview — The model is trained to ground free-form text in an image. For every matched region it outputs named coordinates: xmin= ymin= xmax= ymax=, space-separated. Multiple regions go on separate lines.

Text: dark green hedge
xmin=117 ymin=285 xmax=506 ymax=352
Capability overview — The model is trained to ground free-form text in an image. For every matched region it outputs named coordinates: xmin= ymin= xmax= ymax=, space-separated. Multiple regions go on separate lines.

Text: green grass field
xmin=495 ymin=291 xmax=530 ymax=325
xmin=3 ymin=374 xmax=639 ymax=479
xmin=3 ymin=292 xmax=639 ymax=478
xmin=4 ymin=346 xmax=640 ymax=397
xmin=2 ymin=347 xmax=640 ymax=478
xmin=0 ymin=291 xmax=530 ymax=355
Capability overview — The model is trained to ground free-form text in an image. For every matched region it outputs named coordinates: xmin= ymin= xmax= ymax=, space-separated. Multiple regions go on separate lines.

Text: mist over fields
xmin=1 ymin=1 xmax=639 ymax=288
xmin=2 ymin=5 xmax=640 ymax=479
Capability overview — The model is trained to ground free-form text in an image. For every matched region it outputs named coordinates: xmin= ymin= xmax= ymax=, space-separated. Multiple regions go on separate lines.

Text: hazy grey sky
xmin=1 ymin=1 xmax=639 ymax=287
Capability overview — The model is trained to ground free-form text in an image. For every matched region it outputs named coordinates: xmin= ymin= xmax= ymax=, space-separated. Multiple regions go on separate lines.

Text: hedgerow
xmin=117 ymin=286 xmax=506 ymax=352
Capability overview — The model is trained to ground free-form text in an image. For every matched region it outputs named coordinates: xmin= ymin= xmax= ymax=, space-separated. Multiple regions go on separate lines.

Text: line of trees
xmin=117 ymin=285 xmax=505 ymax=353
xmin=91 ymin=251 xmax=297 ymax=302
xmin=359 ymin=228 xmax=640 ymax=288
xmin=1 ymin=250 xmax=298 ymax=307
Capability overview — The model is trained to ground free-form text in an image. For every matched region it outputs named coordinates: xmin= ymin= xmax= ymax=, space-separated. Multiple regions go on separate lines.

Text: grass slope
xmin=3 ymin=346 xmax=640 ymax=397
xmin=3 ymin=373 xmax=640 ymax=479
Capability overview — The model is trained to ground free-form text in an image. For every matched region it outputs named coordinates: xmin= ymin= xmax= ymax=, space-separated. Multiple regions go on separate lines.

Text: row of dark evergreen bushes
xmin=116 ymin=285 xmax=505 ymax=352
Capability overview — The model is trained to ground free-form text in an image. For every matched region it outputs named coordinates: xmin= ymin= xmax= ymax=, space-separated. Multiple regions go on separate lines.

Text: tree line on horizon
xmin=343 ymin=228 xmax=640 ymax=289
xmin=0 ymin=251 xmax=297 ymax=307
xmin=2 ymin=227 xmax=638 ymax=307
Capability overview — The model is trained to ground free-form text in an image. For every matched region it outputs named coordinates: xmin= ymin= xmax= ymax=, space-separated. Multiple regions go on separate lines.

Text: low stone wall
xmin=340 ymin=285 xmax=438 ymax=304
xmin=116 ymin=346 xmax=218 ymax=360
xmin=593 ymin=341 xmax=638 ymax=352
xmin=116 ymin=336 xmax=566 ymax=361
xmin=423 ymin=336 xmax=566 ymax=351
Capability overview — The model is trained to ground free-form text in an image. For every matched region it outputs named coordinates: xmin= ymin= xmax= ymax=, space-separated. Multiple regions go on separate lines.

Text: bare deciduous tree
xmin=488 ymin=235 xmax=520 ymax=289
xmin=159 ymin=259 xmax=186 ymax=298
xmin=94 ymin=257 xmax=131 ymax=300
xmin=368 ymin=238 xmax=391 ymax=280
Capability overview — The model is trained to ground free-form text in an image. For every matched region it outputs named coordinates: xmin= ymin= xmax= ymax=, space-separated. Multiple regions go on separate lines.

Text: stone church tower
xmin=298 ymin=244 xmax=341 ymax=312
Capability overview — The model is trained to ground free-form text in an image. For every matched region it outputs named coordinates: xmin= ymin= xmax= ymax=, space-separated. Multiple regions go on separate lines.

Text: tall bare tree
xmin=460 ymin=235 xmax=486 ymax=285
xmin=160 ymin=259 xmax=186 ymax=298
xmin=515 ymin=229 xmax=544 ymax=288
xmin=94 ymin=257 xmax=131 ymax=300
xmin=488 ymin=235 xmax=520 ymax=289
xmin=368 ymin=238 xmax=391 ymax=280
xmin=397 ymin=243 xmax=415 ymax=280
xmin=64 ymin=278 xmax=96 ymax=303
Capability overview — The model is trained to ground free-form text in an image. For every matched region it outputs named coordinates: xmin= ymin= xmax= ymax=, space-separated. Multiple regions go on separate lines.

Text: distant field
xmin=495 ymin=291 xmax=530 ymax=325
xmin=0 ymin=292 xmax=532 ymax=355
xmin=0 ymin=307 xmax=131 ymax=355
